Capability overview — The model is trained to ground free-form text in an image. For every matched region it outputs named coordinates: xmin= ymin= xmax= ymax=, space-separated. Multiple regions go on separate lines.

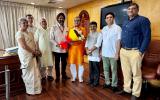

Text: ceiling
xmin=1 ymin=0 xmax=94 ymax=9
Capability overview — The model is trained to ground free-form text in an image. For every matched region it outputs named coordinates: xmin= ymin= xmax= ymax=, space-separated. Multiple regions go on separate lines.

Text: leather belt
xmin=122 ymin=47 xmax=138 ymax=50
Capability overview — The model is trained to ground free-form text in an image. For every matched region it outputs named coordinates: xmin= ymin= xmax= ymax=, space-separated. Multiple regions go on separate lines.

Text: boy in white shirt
xmin=85 ymin=21 xmax=101 ymax=87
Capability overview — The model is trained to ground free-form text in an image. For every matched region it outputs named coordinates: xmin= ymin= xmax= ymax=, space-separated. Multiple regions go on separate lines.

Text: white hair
xmin=18 ymin=17 xmax=27 ymax=24
xmin=40 ymin=17 xmax=46 ymax=22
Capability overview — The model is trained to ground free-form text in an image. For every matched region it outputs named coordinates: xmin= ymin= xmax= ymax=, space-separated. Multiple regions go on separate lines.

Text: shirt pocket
xmin=108 ymin=30 xmax=118 ymax=41
xmin=127 ymin=23 xmax=139 ymax=35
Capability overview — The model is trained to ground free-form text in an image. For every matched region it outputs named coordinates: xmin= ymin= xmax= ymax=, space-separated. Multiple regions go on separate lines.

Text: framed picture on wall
xmin=79 ymin=10 xmax=90 ymax=34
xmin=100 ymin=1 xmax=132 ymax=29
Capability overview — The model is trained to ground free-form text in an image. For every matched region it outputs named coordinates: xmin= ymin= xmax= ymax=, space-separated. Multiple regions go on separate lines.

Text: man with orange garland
xmin=68 ymin=16 xmax=87 ymax=83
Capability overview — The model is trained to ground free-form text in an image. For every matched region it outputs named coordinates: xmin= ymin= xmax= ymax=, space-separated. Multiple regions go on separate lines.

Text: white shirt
xmin=27 ymin=26 xmax=37 ymax=34
xmin=50 ymin=23 xmax=68 ymax=53
xmin=96 ymin=24 xmax=122 ymax=58
xmin=85 ymin=32 xmax=101 ymax=62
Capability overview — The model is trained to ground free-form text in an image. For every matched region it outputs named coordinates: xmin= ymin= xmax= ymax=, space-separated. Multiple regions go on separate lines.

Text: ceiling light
xmin=58 ymin=7 xmax=63 ymax=8
xmin=31 ymin=2 xmax=35 ymax=5
xmin=56 ymin=0 xmax=63 ymax=2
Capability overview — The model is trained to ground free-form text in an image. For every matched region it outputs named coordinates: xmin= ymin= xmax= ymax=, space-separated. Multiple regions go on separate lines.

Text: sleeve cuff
xmin=94 ymin=44 xmax=99 ymax=48
xmin=139 ymin=49 xmax=144 ymax=54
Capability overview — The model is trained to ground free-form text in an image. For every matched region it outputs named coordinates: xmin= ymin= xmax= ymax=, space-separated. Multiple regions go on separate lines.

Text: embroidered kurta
xmin=85 ymin=32 xmax=101 ymax=62
xmin=50 ymin=23 xmax=68 ymax=53
xmin=68 ymin=27 xmax=87 ymax=65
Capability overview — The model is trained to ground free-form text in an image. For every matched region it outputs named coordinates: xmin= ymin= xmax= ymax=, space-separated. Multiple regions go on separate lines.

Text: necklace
xmin=58 ymin=25 xmax=64 ymax=34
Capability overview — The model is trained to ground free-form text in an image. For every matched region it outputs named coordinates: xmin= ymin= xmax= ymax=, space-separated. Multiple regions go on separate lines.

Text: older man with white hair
xmin=35 ymin=18 xmax=54 ymax=82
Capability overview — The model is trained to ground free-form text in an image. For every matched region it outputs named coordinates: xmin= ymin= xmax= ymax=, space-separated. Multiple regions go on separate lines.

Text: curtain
xmin=0 ymin=1 xmax=66 ymax=49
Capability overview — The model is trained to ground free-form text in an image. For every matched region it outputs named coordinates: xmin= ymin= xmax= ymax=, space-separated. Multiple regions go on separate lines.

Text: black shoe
xmin=55 ymin=78 xmax=60 ymax=83
xmin=93 ymin=83 xmax=99 ymax=87
xmin=112 ymin=86 xmax=119 ymax=92
xmin=116 ymin=90 xmax=131 ymax=95
xmin=42 ymin=77 xmax=46 ymax=80
xmin=71 ymin=78 xmax=76 ymax=83
xmin=90 ymin=83 xmax=99 ymax=87
xmin=86 ymin=81 xmax=93 ymax=85
xmin=131 ymin=95 xmax=138 ymax=100
xmin=103 ymin=84 xmax=111 ymax=89
xmin=86 ymin=82 xmax=90 ymax=85
xmin=62 ymin=76 xmax=70 ymax=80
xmin=41 ymin=77 xmax=46 ymax=83
xmin=47 ymin=76 xmax=54 ymax=81
xmin=90 ymin=84 xmax=94 ymax=87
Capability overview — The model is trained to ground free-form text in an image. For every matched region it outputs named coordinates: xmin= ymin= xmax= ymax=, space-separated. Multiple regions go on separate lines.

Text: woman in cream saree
xmin=15 ymin=17 xmax=42 ymax=95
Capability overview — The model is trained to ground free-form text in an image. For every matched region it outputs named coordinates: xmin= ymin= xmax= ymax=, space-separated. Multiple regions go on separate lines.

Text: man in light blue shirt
xmin=97 ymin=12 xmax=121 ymax=92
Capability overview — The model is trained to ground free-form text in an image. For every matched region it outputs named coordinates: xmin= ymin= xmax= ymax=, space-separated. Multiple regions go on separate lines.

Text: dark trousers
xmin=53 ymin=52 xmax=68 ymax=79
xmin=89 ymin=61 xmax=100 ymax=85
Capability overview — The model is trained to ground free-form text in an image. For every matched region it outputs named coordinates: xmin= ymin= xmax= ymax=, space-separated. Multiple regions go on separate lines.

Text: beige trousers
xmin=120 ymin=48 xmax=143 ymax=97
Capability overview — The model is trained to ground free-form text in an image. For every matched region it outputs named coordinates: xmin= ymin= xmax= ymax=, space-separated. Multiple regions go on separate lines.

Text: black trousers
xmin=53 ymin=52 xmax=68 ymax=79
xmin=89 ymin=61 xmax=100 ymax=85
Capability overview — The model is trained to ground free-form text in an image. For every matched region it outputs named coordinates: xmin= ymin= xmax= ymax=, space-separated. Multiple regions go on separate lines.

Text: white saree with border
xmin=16 ymin=31 xmax=42 ymax=95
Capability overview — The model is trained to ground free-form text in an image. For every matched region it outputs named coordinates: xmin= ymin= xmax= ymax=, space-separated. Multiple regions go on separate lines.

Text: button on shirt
xmin=121 ymin=15 xmax=151 ymax=53
xmin=85 ymin=32 xmax=101 ymax=62
xmin=50 ymin=23 xmax=68 ymax=53
xmin=97 ymin=24 xmax=122 ymax=58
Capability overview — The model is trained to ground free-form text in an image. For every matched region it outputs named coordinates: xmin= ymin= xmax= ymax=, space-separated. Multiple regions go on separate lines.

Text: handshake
xmin=86 ymin=49 xmax=92 ymax=56
xmin=32 ymin=50 xmax=42 ymax=57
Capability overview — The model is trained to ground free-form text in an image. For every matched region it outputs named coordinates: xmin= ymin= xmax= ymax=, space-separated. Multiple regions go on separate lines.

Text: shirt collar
xmin=128 ymin=15 xmax=139 ymax=21
xmin=90 ymin=31 xmax=97 ymax=34
xmin=57 ymin=22 xmax=65 ymax=28
xmin=40 ymin=26 xmax=48 ymax=31
xmin=107 ymin=23 xmax=114 ymax=28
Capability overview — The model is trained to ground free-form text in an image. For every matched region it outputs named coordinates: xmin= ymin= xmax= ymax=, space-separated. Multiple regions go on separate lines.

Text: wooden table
xmin=0 ymin=55 xmax=25 ymax=99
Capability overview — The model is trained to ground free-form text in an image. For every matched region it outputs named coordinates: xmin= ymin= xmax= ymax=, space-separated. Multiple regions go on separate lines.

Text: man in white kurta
xmin=35 ymin=18 xmax=54 ymax=81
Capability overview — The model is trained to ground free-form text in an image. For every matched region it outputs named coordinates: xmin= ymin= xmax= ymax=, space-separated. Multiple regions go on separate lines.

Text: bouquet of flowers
xmin=58 ymin=36 xmax=71 ymax=49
